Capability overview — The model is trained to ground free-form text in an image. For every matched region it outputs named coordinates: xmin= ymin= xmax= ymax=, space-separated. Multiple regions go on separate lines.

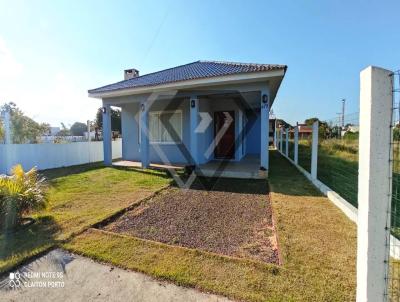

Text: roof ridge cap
xmin=198 ymin=60 xmax=277 ymax=67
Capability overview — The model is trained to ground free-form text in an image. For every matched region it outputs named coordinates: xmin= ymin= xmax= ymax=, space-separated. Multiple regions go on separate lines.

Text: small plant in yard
xmin=0 ymin=164 xmax=48 ymax=231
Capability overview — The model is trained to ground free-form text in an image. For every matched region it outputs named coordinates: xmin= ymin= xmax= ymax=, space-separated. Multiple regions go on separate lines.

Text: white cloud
xmin=0 ymin=37 xmax=23 ymax=78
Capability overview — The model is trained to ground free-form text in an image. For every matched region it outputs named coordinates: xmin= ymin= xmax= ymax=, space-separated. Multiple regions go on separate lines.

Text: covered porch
xmin=101 ymin=88 xmax=270 ymax=177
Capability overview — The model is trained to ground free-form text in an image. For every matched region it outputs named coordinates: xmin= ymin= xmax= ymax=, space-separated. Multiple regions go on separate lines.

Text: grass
xmin=0 ymin=163 xmax=171 ymax=273
xmin=316 ymin=139 xmax=359 ymax=207
xmin=64 ymin=151 xmax=357 ymax=301
xmin=285 ymin=138 xmax=400 ymax=237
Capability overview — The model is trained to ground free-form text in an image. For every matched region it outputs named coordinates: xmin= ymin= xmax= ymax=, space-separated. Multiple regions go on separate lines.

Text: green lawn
xmin=287 ymin=137 xmax=400 ymax=241
xmin=64 ymin=151 xmax=357 ymax=301
xmin=0 ymin=163 xmax=171 ymax=273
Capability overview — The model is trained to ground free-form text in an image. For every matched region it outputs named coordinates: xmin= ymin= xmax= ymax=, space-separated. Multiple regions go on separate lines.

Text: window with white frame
xmin=149 ymin=111 xmax=182 ymax=143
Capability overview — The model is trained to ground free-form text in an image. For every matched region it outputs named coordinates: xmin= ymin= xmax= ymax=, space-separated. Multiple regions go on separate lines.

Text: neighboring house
xmin=48 ymin=127 xmax=61 ymax=136
xmin=346 ymin=125 xmax=359 ymax=133
xmin=287 ymin=123 xmax=312 ymax=139
xmin=89 ymin=60 xmax=286 ymax=178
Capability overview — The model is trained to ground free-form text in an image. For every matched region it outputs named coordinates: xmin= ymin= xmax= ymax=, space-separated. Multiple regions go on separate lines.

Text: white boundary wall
xmin=0 ymin=139 xmax=122 ymax=174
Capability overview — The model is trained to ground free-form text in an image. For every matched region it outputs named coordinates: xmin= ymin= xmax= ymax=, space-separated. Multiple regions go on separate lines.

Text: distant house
xmin=269 ymin=118 xmax=292 ymax=145
xmin=89 ymin=60 xmax=287 ymax=178
xmin=289 ymin=123 xmax=312 ymax=139
xmin=48 ymin=127 xmax=61 ymax=136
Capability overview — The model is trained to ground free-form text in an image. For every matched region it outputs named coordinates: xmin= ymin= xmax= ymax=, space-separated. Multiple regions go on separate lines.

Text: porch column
xmin=102 ymin=103 xmax=112 ymax=166
xmin=190 ymin=97 xmax=199 ymax=165
xmin=260 ymin=90 xmax=269 ymax=170
xmin=274 ymin=120 xmax=277 ymax=148
xmin=140 ymin=101 xmax=150 ymax=168
xmin=280 ymin=128 xmax=283 ymax=152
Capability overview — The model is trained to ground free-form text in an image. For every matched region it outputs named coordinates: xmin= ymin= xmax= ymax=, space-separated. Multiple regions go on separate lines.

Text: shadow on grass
xmin=41 ymin=162 xmax=105 ymax=180
xmin=111 ymin=165 xmax=174 ymax=180
xmin=0 ymin=216 xmax=61 ymax=273
xmin=269 ymin=150 xmax=321 ymax=197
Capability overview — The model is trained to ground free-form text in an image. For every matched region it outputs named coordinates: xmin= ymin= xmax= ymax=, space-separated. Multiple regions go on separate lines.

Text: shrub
xmin=0 ymin=165 xmax=48 ymax=230
xmin=343 ymin=131 xmax=359 ymax=140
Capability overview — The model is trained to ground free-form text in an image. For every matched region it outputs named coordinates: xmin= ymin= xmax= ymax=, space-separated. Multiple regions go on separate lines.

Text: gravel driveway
xmin=103 ymin=178 xmax=279 ymax=264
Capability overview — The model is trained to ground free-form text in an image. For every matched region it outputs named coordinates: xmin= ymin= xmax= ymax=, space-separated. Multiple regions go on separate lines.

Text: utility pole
xmin=341 ymin=98 xmax=345 ymax=128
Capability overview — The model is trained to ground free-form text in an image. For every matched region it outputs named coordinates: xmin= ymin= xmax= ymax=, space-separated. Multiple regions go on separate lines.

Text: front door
xmin=214 ymin=111 xmax=235 ymax=159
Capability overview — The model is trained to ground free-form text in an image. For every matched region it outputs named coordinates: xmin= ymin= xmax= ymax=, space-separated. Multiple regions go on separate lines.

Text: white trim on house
xmin=89 ymin=69 xmax=285 ymax=98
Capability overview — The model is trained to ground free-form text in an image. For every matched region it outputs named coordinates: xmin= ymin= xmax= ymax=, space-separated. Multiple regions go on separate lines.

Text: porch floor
xmin=113 ymin=155 xmax=264 ymax=179
xmin=113 ymin=160 xmax=185 ymax=170
xmin=196 ymin=155 xmax=264 ymax=179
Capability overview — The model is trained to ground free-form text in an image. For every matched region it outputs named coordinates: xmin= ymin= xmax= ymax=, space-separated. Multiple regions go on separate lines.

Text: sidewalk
xmin=0 ymin=249 xmax=232 ymax=302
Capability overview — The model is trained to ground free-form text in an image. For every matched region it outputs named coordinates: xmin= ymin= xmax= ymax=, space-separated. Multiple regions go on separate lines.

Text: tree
xmin=304 ymin=117 xmax=332 ymax=140
xmin=70 ymin=122 xmax=87 ymax=136
xmin=394 ymin=126 xmax=400 ymax=141
xmin=57 ymin=122 xmax=71 ymax=136
xmin=0 ymin=122 xmax=4 ymax=141
xmin=95 ymin=107 xmax=122 ymax=133
xmin=0 ymin=102 xmax=50 ymax=143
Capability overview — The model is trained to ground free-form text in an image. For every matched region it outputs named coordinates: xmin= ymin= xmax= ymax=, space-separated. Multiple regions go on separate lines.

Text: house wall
xmin=116 ymin=96 xmax=260 ymax=165
xmin=198 ymin=98 xmax=213 ymax=164
xmin=121 ymin=103 xmax=140 ymax=160
xmin=149 ymin=99 xmax=190 ymax=163
xmin=119 ymin=98 xmax=191 ymax=164
xmin=246 ymin=110 xmax=261 ymax=155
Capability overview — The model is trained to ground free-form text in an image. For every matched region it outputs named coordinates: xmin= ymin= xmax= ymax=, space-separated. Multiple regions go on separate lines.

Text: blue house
xmin=89 ymin=61 xmax=286 ymax=178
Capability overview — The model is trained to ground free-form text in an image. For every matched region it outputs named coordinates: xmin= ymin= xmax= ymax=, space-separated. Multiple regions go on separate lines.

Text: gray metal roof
xmin=89 ymin=60 xmax=287 ymax=94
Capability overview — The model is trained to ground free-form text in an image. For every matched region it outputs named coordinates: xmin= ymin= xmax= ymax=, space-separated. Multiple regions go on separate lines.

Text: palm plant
xmin=0 ymin=165 xmax=47 ymax=230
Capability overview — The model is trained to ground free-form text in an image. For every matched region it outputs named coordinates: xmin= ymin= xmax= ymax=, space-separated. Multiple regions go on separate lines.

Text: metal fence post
xmin=294 ymin=125 xmax=299 ymax=164
xmin=285 ymin=127 xmax=289 ymax=157
xmin=311 ymin=121 xmax=318 ymax=179
xmin=356 ymin=66 xmax=393 ymax=302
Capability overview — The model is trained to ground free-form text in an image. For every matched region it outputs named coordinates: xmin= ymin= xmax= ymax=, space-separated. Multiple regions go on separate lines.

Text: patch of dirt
xmin=102 ymin=178 xmax=279 ymax=264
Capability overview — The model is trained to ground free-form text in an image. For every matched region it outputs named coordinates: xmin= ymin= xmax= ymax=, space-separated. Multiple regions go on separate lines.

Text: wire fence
xmin=297 ymin=138 xmax=311 ymax=173
xmin=388 ymin=70 xmax=400 ymax=301
xmin=317 ymin=113 xmax=360 ymax=207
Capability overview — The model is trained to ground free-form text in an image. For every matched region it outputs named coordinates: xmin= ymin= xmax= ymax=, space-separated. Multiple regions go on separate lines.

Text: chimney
xmin=124 ymin=68 xmax=139 ymax=80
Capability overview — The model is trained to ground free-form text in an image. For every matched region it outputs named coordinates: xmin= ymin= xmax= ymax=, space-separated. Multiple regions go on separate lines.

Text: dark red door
xmin=214 ymin=111 xmax=235 ymax=159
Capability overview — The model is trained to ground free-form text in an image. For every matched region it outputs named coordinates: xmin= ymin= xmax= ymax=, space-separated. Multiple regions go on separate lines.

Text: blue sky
xmin=0 ymin=0 xmax=398 ymax=126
